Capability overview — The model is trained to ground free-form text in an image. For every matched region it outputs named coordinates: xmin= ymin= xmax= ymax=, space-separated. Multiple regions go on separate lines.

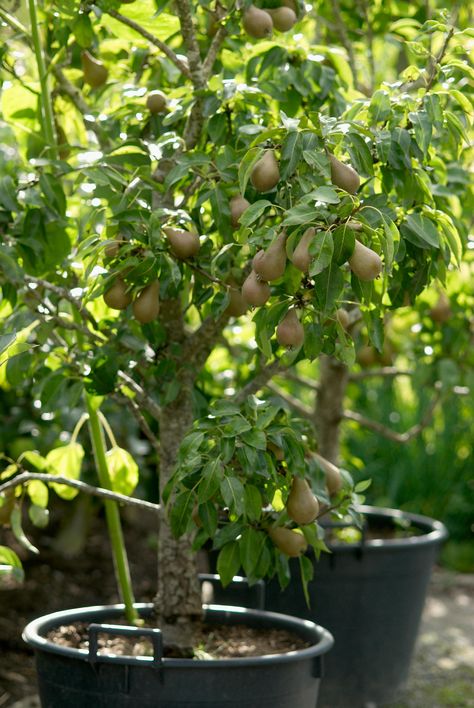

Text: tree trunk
xmin=314 ymin=355 xmax=349 ymax=464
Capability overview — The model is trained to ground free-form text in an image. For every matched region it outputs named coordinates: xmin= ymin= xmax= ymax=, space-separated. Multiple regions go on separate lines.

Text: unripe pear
xmin=252 ymin=232 xmax=287 ymax=281
xmin=81 ymin=51 xmax=108 ymax=88
xmin=266 ymin=7 xmax=297 ymax=31
xmin=225 ymin=284 xmax=248 ymax=317
xmin=132 ymin=281 xmax=160 ymax=324
xmin=103 ymin=278 xmax=132 ymax=310
xmin=243 ymin=5 xmax=273 ymax=39
xmin=328 ymin=153 xmax=360 ymax=194
xmin=291 ymin=227 xmax=315 ymax=273
xmin=276 ymin=308 xmax=305 ymax=348
xmin=349 ymin=240 xmax=383 ymax=281
xmin=314 ymin=453 xmax=343 ymax=496
xmin=230 ymin=195 xmax=250 ymax=229
xmin=164 ymin=227 xmax=200 ymax=259
xmin=250 ymin=150 xmax=280 ymax=192
xmin=268 ymin=527 xmax=308 ymax=557
xmin=286 ymin=477 xmax=319 ymax=525
xmin=336 ymin=308 xmax=350 ymax=330
xmin=429 ymin=292 xmax=451 ymax=324
xmin=146 ymin=90 xmax=167 ymax=114
xmin=241 ymin=270 xmax=271 ymax=307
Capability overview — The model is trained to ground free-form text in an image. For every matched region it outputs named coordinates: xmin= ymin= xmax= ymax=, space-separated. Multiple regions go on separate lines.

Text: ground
xmin=0 ymin=507 xmax=473 ymax=708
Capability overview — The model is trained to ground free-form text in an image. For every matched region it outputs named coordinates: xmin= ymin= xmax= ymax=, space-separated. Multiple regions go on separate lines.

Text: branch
xmin=203 ymin=24 xmax=228 ymax=80
xmin=25 ymin=275 xmax=99 ymax=330
xmin=343 ymin=386 xmax=442 ymax=443
xmin=283 ymin=370 xmax=320 ymax=391
xmin=267 ymin=382 xmax=314 ymax=420
xmin=118 ymin=371 xmax=161 ymax=421
xmin=107 ymin=10 xmax=190 ymax=78
xmin=119 ymin=395 xmax=161 ymax=457
xmin=349 ymin=367 xmax=413 ymax=381
xmin=0 ymin=473 xmax=160 ymax=512
xmin=235 ymin=360 xmax=285 ymax=403
xmin=403 ymin=23 xmax=456 ymax=92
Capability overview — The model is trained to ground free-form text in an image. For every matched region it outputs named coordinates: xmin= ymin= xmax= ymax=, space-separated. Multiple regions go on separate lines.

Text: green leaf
xmin=368 ymin=90 xmax=391 ymax=125
xmin=105 ymin=447 xmax=139 ymax=496
xmin=46 ymin=442 xmax=84 ymax=500
xmin=198 ymin=501 xmax=218 ymax=536
xmin=11 ymin=507 xmax=39 ymax=554
xmin=313 ymin=263 xmax=345 ymax=313
xmin=220 ymin=476 xmax=245 ymax=516
xmin=308 ymin=229 xmax=334 ymax=276
xmin=409 ymin=111 xmax=432 ymax=156
xmin=210 ymin=185 xmax=232 ymax=239
xmin=298 ymin=554 xmax=314 ymax=608
xmin=436 ymin=213 xmax=462 ymax=267
xmin=332 ymin=224 xmax=356 ymax=265
xmin=310 ymin=186 xmax=340 ymax=204
xmin=240 ymin=429 xmax=267 ymax=450
xmin=0 ymin=546 xmax=24 ymax=586
xmin=71 ymin=13 xmax=94 ymax=47
xmin=0 ymin=176 xmax=19 ymax=211
xmin=28 ymin=504 xmax=49 ymax=529
xmin=239 ymin=200 xmax=273 ymax=228
xmin=244 ymin=484 xmax=263 ymax=522
xmin=347 ymin=133 xmax=374 ymax=176
xmin=198 ymin=458 xmax=223 ymax=503
xmin=105 ymin=6 xmax=179 ymax=42
xmin=217 ymin=541 xmax=241 ymax=587
xmin=169 ymin=489 xmax=195 ymax=538
xmin=401 ymin=214 xmax=439 ymax=249
xmin=240 ymin=528 xmax=267 ymax=576
xmin=280 ymin=131 xmax=302 ymax=180
xmin=354 ymin=479 xmax=371 ymax=493
xmin=26 ymin=480 xmax=48 ymax=508
xmin=381 ymin=216 xmax=399 ymax=272
xmin=178 ymin=432 xmax=205 ymax=461
xmin=282 ymin=204 xmax=319 ymax=226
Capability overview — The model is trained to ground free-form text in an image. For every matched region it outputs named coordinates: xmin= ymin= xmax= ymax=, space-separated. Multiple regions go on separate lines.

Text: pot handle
xmin=88 ymin=622 xmax=163 ymax=667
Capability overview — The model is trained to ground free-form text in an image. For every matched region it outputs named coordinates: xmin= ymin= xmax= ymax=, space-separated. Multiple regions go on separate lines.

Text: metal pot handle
xmin=88 ymin=622 xmax=163 ymax=667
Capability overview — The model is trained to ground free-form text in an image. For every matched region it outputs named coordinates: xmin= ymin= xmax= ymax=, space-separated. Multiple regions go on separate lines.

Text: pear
xmin=281 ymin=0 xmax=298 ymax=11
xmin=81 ymin=51 xmax=108 ymax=88
xmin=132 ymin=281 xmax=160 ymax=324
xmin=267 ymin=441 xmax=284 ymax=461
xmin=349 ymin=240 xmax=383 ymax=281
xmin=250 ymin=150 xmax=280 ymax=192
xmin=291 ymin=227 xmax=315 ymax=273
xmin=104 ymin=238 xmax=125 ymax=258
xmin=243 ymin=5 xmax=273 ymax=39
xmin=146 ymin=90 xmax=167 ymax=114
xmin=276 ymin=308 xmax=304 ymax=348
xmin=225 ymin=283 xmax=248 ymax=317
xmin=230 ymin=195 xmax=250 ymax=229
xmin=103 ymin=278 xmax=132 ymax=310
xmin=429 ymin=292 xmax=451 ymax=324
xmin=286 ymin=476 xmax=319 ymax=525
xmin=314 ymin=453 xmax=343 ymax=496
xmin=357 ymin=344 xmax=377 ymax=367
xmin=252 ymin=232 xmax=287 ymax=281
xmin=241 ymin=270 xmax=271 ymax=307
xmin=328 ymin=153 xmax=360 ymax=194
xmin=268 ymin=527 xmax=308 ymax=557
xmin=266 ymin=7 xmax=297 ymax=31
xmin=336 ymin=308 xmax=350 ymax=330
xmin=164 ymin=227 xmax=200 ymax=259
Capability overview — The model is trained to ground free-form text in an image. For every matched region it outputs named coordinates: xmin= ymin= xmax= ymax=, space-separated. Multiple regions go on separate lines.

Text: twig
xmin=0 ymin=472 xmax=160 ymax=512
xmin=266 ymin=382 xmax=314 ymax=420
xmin=283 ymin=370 xmax=320 ymax=391
xmin=120 ymin=395 xmax=161 ymax=457
xmin=24 ymin=274 xmax=99 ymax=330
xmin=349 ymin=367 xmax=413 ymax=381
xmin=118 ymin=371 xmax=161 ymax=421
xmin=403 ymin=24 xmax=456 ymax=92
xmin=108 ymin=10 xmax=190 ymax=78
xmin=203 ymin=23 xmax=228 ymax=80
xmin=235 ymin=360 xmax=285 ymax=403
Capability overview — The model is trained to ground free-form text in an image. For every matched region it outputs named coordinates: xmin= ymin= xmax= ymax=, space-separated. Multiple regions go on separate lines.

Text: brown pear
xmin=336 ymin=308 xmax=350 ymax=330
xmin=146 ymin=90 xmax=167 ymax=114
xmin=357 ymin=344 xmax=377 ymax=367
xmin=314 ymin=453 xmax=343 ymax=496
xmin=250 ymin=150 xmax=280 ymax=192
xmin=268 ymin=527 xmax=308 ymax=557
xmin=241 ymin=270 xmax=271 ymax=307
xmin=81 ymin=51 xmax=108 ymax=88
xmin=276 ymin=308 xmax=304 ymax=348
xmin=252 ymin=232 xmax=287 ymax=281
xmin=286 ymin=477 xmax=319 ymax=525
xmin=132 ymin=281 xmax=160 ymax=324
xmin=104 ymin=238 xmax=125 ymax=258
xmin=349 ymin=240 xmax=383 ymax=281
xmin=243 ymin=5 xmax=273 ymax=39
xmin=103 ymin=278 xmax=132 ymax=310
xmin=328 ymin=153 xmax=360 ymax=194
xmin=430 ymin=292 xmax=451 ymax=324
xmin=225 ymin=284 xmax=248 ymax=317
xmin=266 ymin=7 xmax=297 ymax=31
xmin=291 ymin=227 xmax=315 ymax=273
xmin=164 ymin=227 xmax=200 ymax=259
xmin=230 ymin=195 xmax=251 ymax=228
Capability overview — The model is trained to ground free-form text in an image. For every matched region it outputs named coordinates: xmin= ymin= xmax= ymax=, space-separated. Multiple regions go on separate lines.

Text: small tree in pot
xmin=0 ymin=0 xmax=471 ymax=676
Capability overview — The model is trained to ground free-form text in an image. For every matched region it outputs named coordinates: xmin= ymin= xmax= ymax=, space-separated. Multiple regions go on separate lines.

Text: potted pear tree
xmin=0 ymin=0 xmax=471 ymax=706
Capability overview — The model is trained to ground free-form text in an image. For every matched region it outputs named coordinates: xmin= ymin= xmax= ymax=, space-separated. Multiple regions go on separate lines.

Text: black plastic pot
xmin=263 ymin=505 xmax=448 ymax=707
xmin=23 ymin=598 xmax=334 ymax=708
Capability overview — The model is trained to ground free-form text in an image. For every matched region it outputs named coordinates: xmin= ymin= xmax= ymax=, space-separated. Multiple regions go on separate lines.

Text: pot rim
xmin=23 ymin=602 xmax=334 ymax=668
xmin=325 ymin=504 xmax=448 ymax=552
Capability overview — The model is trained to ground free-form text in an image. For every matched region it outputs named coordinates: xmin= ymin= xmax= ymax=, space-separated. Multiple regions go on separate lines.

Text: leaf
xmin=11 ymin=507 xmax=39 ymax=554
xmin=105 ymin=6 xmax=179 ymax=43
xmin=105 ymin=447 xmax=139 ymax=496
xmin=381 ymin=216 xmax=399 ymax=272
xmin=239 ymin=147 xmax=263 ymax=196
xmin=26 ymin=480 xmax=48 ymax=508
xmin=217 ymin=541 xmax=241 ymax=587
xmin=46 ymin=442 xmax=84 ymax=500
xmin=408 ymin=111 xmax=432 ymax=156
xmin=400 ymin=214 xmax=439 ymax=249
xmin=210 ymin=185 xmax=232 ymax=239
xmin=198 ymin=458 xmax=223 ymax=503
xmin=220 ymin=476 xmax=245 ymax=516
xmin=308 ymin=230 xmax=334 ymax=276
xmin=28 ymin=505 xmax=49 ymax=529
xmin=313 ymin=263 xmax=345 ymax=313
xmin=437 ymin=213 xmax=462 ymax=267
xmin=169 ymin=489 xmax=195 ymax=538
xmin=298 ymin=554 xmax=314 ymax=608
xmin=0 ymin=545 xmax=24 ymax=586
xmin=280 ymin=131 xmax=302 ymax=180
xmin=0 ymin=176 xmax=19 ymax=211
xmin=332 ymin=224 xmax=356 ymax=265
xmin=282 ymin=204 xmax=319 ymax=226
xmin=243 ymin=484 xmax=263 ymax=522
xmin=310 ymin=186 xmax=340 ymax=204
xmin=240 ymin=528 xmax=267 ymax=576
xmin=178 ymin=432 xmax=205 ymax=462
xmin=368 ymin=90 xmax=391 ymax=125
xmin=239 ymin=200 xmax=273 ymax=228
xmin=347 ymin=133 xmax=374 ymax=176
xmin=240 ymin=429 xmax=267 ymax=450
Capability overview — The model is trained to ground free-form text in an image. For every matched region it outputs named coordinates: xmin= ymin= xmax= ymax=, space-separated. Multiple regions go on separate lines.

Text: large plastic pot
xmin=263 ymin=505 xmax=448 ymax=707
xmin=23 ymin=598 xmax=334 ymax=708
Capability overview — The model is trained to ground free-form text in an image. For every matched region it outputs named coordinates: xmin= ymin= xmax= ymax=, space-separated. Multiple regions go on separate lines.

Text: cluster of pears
xmin=268 ymin=475 xmax=319 ymax=557
xmin=81 ymin=50 xmax=108 ymax=88
xmin=103 ymin=277 xmax=160 ymax=324
xmin=243 ymin=2 xmax=298 ymax=39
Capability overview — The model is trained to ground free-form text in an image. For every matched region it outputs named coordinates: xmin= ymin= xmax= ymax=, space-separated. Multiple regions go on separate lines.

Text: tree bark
xmin=314 ymin=355 xmax=349 ymax=464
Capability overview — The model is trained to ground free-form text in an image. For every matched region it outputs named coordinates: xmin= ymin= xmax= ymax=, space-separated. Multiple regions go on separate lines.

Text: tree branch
xmin=0 ymin=473 xmax=160 ymax=512
xmin=402 ymin=23 xmax=456 ymax=92
xmin=283 ymin=370 xmax=320 ymax=391
xmin=119 ymin=395 xmax=161 ymax=457
xmin=25 ymin=274 xmax=99 ymax=330
xmin=267 ymin=382 xmax=314 ymax=420
xmin=235 ymin=360 xmax=285 ymax=403
xmin=107 ymin=9 xmax=190 ymax=78
xmin=349 ymin=367 xmax=413 ymax=381
xmin=118 ymin=371 xmax=161 ymax=422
